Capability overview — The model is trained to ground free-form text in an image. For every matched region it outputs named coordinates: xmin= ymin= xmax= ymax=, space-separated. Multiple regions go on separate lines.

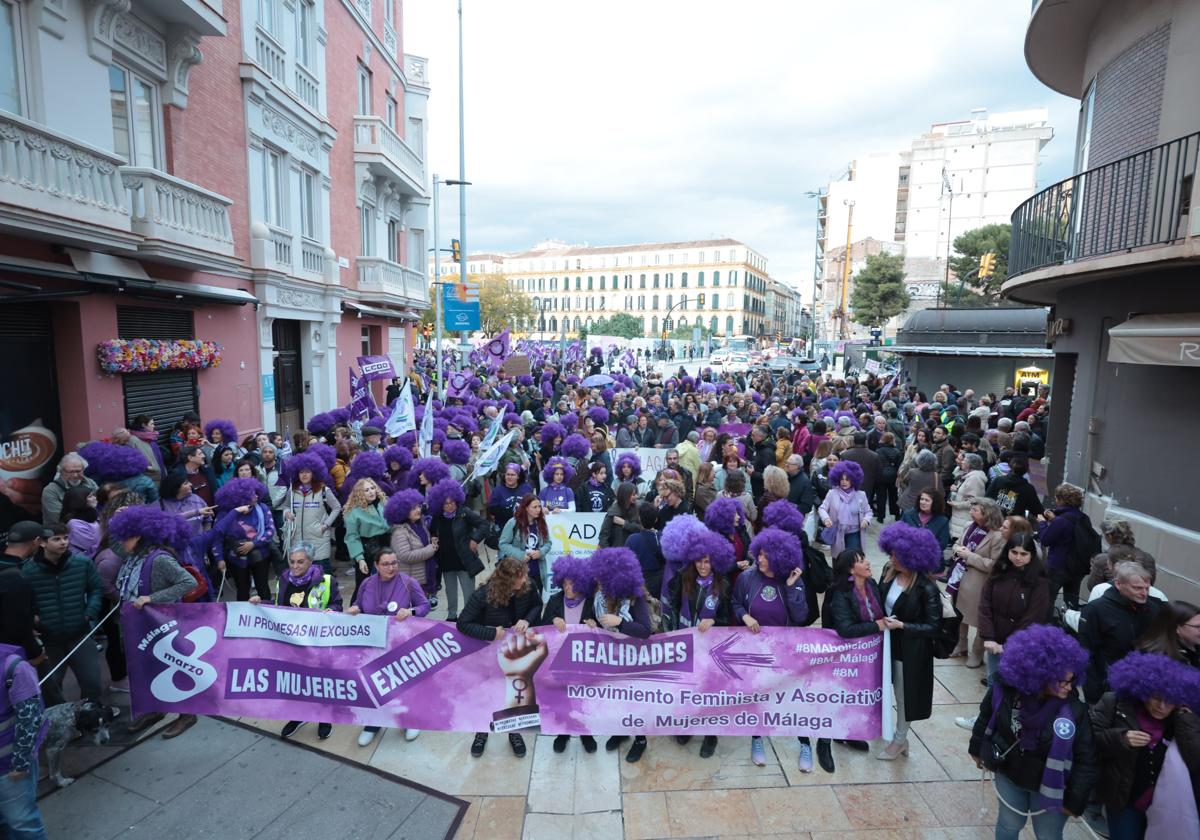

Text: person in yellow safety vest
xmin=250 ymin=541 xmax=342 ymax=739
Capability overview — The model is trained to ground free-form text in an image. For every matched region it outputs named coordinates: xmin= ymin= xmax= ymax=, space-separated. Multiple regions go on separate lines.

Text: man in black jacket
xmin=784 ymin=455 xmax=817 ymax=515
xmin=839 ymin=433 xmax=882 ymax=500
xmin=985 ymin=455 xmax=1043 ymax=520
xmin=0 ymin=521 xmax=46 ymax=665
xmin=746 ymin=425 xmax=774 ymax=499
xmin=1078 ymin=561 xmax=1161 ymax=702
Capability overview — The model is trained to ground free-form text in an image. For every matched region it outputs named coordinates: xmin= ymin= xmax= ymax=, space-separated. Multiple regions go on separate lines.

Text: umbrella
xmin=581 ymin=374 xmax=614 ymax=387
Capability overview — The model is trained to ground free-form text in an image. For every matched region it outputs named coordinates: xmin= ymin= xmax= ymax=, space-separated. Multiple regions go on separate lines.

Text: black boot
xmin=509 ymin=733 xmax=526 ymax=757
xmin=626 ymin=735 xmax=647 ymax=763
xmin=580 ymin=735 xmax=597 ymax=753
xmin=553 ymin=734 xmax=570 ymax=753
xmin=605 ymin=735 xmax=628 ymax=751
xmin=675 ymin=735 xmax=692 ymax=745
xmin=699 ymin=736 xmax=718 ymax=758
xmin=470 ymin=732 xmax=488 ymax=757
xmin=816 ymin=738 xmax=835 ymax=773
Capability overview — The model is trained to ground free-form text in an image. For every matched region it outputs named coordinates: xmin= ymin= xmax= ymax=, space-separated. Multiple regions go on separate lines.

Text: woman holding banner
xmin=668 ymin=530 xmax=735 ymax=760
xmin=704 ymin=496 xmax=752 ymax=574
xmin=541 ymin=554 xmax=599 ymax=754
xmin=348 ymin=547 xmax=429 ymax=747
xmin=498 ymin=494 xmax=552 ymax=592
xmin=575 ymin=462 xmax=615 ymax=514
xmin=732 ymin=526 xmax=808 ymax=767
xmin=877 ymin=522 xmax=943 ymax=761
xmin=457 ymin=556 xmax=544 ymax=758
xmin=612 ymin=452 xmax=648 ymax=497
xmin=538 ymin=457 xmax=576 ymax=513
xmin=591 ymin=548 xmax=654 ymax=763
xmin=211 ymin=477 xmax=275 ymax=603
xmin=428 ymin=479 xmax=487 ymax=621
xmin=387 ymin=488 xmax=439 ymax=603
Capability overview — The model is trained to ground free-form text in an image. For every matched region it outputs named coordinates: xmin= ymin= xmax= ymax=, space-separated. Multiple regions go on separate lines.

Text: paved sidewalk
xmin=38 ymin=716 xmax=467 ymax=840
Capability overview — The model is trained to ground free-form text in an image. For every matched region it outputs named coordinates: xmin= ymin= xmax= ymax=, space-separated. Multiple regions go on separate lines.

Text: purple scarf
xmin=563 ymin=594 xmax=586 ymax=609
xmin=283 ymin=564 xmax=323 ymax=589
xmin=133 ymin=428 xmax=167 ymax=475
xmin=851 ymin=581 xmax=883 ymax=624
xmin=984 ymin=682 xmax=1076 ymax=811
xmin=409 ymin=519 xmax=430 ymax=546
xmin=680 ymin=576 xmax=719 ymax=626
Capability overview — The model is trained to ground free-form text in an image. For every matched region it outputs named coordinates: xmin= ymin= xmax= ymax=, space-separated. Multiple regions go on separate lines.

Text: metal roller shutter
xmin=117 ymin=306 xmax=193 ymax=340
xmin=122 ymin=371 xmax=198 ymax=444
xmin=0 ymin=305 xmax=52 ymax=339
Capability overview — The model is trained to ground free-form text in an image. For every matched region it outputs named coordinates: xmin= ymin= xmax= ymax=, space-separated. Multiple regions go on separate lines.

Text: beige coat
xmin=390 ymin=522 xmax=437 ymax=585
xmin=955 ymin=529 xmax=1005 ymax=627
xmin=948 ymin=470 xmax=988 ymax=538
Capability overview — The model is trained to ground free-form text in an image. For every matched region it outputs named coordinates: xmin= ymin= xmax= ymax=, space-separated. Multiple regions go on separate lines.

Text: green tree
xmin=947 ymin=223 xmax=1010 ymax=302
xmin=590 ymin=313 xmax=645 ymax=339
xmin=850 ymin=253 xmax=911 ymax=328
xmin=669 ymin=322 xmax=710 ymax=340
xmin=477 ymin=273 xmax=536 ymax=336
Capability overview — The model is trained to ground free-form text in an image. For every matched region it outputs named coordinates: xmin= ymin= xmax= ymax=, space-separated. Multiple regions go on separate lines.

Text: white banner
xmin=543 ymin=512 xmax=606 ymax=588
xmin=864 ymin=359 xmax=880 ymax=374
xmin=610 ymin=447 xmax=671 ymax=481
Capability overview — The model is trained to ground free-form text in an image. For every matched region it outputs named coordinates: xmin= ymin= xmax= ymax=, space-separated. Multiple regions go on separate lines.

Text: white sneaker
xmin=954 ymin=716 xmax=976 ymax=731
xmin=357 ymin=728 xmax=378 ymax=747
xmin=404 ymin=728 xmax=421 ymax=741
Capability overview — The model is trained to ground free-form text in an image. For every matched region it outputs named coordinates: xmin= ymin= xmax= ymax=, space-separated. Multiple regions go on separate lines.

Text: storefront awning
xmin=887 ymin=345 xmax=1054 ymax=358
xmin=1108 ymin=314 xmax=1200 ymax=367
xmin=344 ymin=301 xmax=420 ymax=322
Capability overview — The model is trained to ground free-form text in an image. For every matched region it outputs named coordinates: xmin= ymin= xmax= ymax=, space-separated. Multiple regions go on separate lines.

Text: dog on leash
xmin=43 ymin=700 xmax=121 ymax=787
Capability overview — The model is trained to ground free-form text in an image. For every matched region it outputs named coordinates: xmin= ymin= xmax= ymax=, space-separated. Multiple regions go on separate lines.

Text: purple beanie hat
xmin=829 ymin=459 xmax=864 ymax=490
xmin=877 ymin=521 xmax=941 ymax=574
xmin=443 ymin=439 xmax=471 ymax=465
xmin=427 ymin=478 xmax=466 ymax=514
xmin=704 ymin=496 xmax=745 ymax=537
xmin=551 ymin=553 xmax=595 ymax=594
xmin=747 ymin=527 xmax=805 ymax=577
xmin=688 ymin=529 xmax=736 ymax=575
xmin=614 ymin=451 xmax=642 ymax=480
xmin=79 ymin=441 xmax=148 ymax=482
xmin=214 ymin=477 xmax=269 ymax=510
xmin=591 ymin=547 xmax=645 ymax=601
xmin=203 ymin=418 xmax=238 ymax=445
xmin=1107 ymin=651 xmax=1198 ymax=705
xmin=541 ymin=456 xmax=576 ymax=486
xmin=998 ymin=625 xmax=1089 ymax=696
xmin=561 ymin=433 xmax=591 ymax=460
xmin=384 ymin=488 xmax=426 ymax=526
xmin=661 ymin=515 xmax=708 ymax=569
xmin=108 ymin=504 xmax=192 ymax=554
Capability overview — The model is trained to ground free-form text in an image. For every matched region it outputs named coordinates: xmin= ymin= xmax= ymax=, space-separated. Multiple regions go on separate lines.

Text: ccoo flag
xmin=418 ymin=388 xmax=435 ymax=458
xmin=385 ymin=380 xmax=416 ymax=438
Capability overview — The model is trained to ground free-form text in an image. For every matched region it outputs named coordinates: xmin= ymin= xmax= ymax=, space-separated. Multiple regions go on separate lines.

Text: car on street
xmin=762 ymin=356 xmax=822 ymax=378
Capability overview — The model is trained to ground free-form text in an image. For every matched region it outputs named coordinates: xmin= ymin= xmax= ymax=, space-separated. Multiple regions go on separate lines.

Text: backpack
xmin=645 ymin=595 xmax=665 ymax=634
xmin=1067 ymin=512 xmax=1102 ymax=578
xmin=802 ymin=543 xmax=832 ymax=594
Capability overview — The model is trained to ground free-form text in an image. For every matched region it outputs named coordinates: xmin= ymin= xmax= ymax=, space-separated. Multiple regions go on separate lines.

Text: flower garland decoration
xmin=97 ymin=339 xmax=223 ymax=374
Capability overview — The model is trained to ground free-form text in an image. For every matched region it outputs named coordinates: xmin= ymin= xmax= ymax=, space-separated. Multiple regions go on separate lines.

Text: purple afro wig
xmin=660 ymin=515 xmax=708 ymax=569
xmin=551 ymin=553 xmax=595 ymax=594
xmin=426 ymin=478 xmax=465 ymax=514
xmin=306 ymin=411 xmax=337 ymax=437
xmin=828 ymin=459 xmax=864 ymax=490
xmin=305 ymin=443 xmax=338 ymax=471
xmin=409 ymin=457 xmax=450 ymax=488
xmin=384 ymin=488 xmax=426 ymax=526
xmin=214 ymin=477 xmax=269 ymax=510
xmin=591 ymin=547 xmax=645 ymax=601
xmin=443 ymin=439 xmax=471 ymax=465
xmin=517 ymin=374 xmax=534 ymax=387
xmin=348 ymin=450 xmax=387 ymax=480
xmin=398 ymin=430 xmax=417 ymax=450
xmin=560 ymin=412 xmax=579 ymax=432
xmin=329 ymin=408 xmax=351 ymax=424
xmin=384 ymin=445 xmax=413 ymax=472
xmin=541 ymin=382 xmax=554 ymax=399
xmin=877 ymin=522 xmax=942 ymax=574
xmin=1107 ymin=651 xmax=1197 ymax=705
xmin=541 ymin=456 xmax=576 ymax=486
xmin=108 ymin=504 xmax=193 ymax=554
xmin=566 ymin=375 xmax=580 ymax=386
xmin=587 ymin=406 xmax=610 ymax=427
xmin=613 ymin=451 xmax=642 ymax=480
xmin=601 ymin=387 xmax=615 ymax=403
xmin=540 ymin=421 xmax=566 ymax=446
xmin=79 ymin=441 xmax=148 ymax=482
xmin=998 ymin=625 xmax=1089 ymax=696
xmin=762 ymin=499 xmax=807 ymax=538
xmin=747 ymin=527 xmax=805 ymax=577
xmin=203 ymin=418 xmax=238 ymax=445
xmin=503 ymin=412 xmax=523 ymax=428
xmin=282 ymin=451 xmax=330 ymax=486
xmin=561 ymin=433 xmax=591 ymax=460
xmin=687 ymin=529 xmax=736 ymax=575
xmin=590 ymin=346 xmax=603 ymax=357
xmin=704 ymin=496 xmax=746 ymax=537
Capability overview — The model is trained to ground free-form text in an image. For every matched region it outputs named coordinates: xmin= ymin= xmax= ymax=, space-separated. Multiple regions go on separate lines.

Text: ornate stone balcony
xmin=122 ymin=167 xmax=235 ymax=269
xmin=357 ymin=256 xmax=429 ymax=309
xmin=353 ymin=116 xmax=426 ymax=197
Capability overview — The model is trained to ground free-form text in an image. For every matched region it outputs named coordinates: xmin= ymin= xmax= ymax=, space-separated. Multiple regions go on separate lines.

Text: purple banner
xmin=123 ymin=603 xmax=887 ymax=738
xmin=347 ymin=368 xmax=375 ymax=421
xmin=356 ymin=355 xmax=396 ymax=382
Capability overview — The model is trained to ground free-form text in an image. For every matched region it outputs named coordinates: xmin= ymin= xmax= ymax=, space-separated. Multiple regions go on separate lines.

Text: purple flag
xmin=484 ymin=330 xmax=510 ymax=366
xmin=357 ymin=355 xmax=396 ymax=382
xmin=348 ymin=368 xmax=376 ymax=421
xmin=446 ymin=371 xmax=472 ymax=399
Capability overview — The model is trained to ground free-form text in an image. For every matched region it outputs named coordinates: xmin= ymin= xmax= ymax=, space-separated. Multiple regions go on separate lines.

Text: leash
xmin=985 ymin=771 xmax=1104 ymax=839
xmin=215 ymin=567 xmax=227 ymax=602
xmin=37 ymin=602 xmax=121 ymax=687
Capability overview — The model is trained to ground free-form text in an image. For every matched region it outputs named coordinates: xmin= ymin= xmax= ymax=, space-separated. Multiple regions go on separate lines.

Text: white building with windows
xmin=435 ymin=238 xmax=771 ymax=340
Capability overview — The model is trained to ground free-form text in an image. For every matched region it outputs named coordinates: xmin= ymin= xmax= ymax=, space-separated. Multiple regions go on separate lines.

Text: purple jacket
xmin=1037 ymin=506 xmax=1081 ymax=573
xmin=212 ymin=503 xmax=276 ymax=567
xmin=731 ymin=568 xmax=809 ymax=627
xmin=352 ymin=572 xmax=430 ymax=616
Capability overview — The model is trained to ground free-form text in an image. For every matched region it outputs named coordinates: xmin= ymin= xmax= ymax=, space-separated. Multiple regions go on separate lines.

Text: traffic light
xmin=451 ymin=239 xmax=461 ymax=262
xmin=661 ymin=330 xmax=668 ymax=340
xmin=698 ymin=293 xmax=706 ymax=307
xmin=979 ymin=252 xmax=996 ymax=278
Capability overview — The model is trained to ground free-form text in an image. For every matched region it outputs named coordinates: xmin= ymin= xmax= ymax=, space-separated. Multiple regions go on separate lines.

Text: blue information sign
xmin=443 ymin=282 xmax=480 ymax=332
xmin=261 ymin=373 xmax=276 ymax=402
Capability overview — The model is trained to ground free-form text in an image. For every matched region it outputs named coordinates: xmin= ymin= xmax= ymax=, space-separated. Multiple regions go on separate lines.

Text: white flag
xmin=385 ymin=381 xmax=416 ymax=438
xmin=470 ymin=429 xmax=516 ymax=482
xmin=418 ymin=389 xmax=435 ymax=458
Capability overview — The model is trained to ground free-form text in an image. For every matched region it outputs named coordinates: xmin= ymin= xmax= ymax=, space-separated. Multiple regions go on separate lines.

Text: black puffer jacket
xmin=969 ymin=685 xmax=1098 ymax=816
xmin=456 ymin=582 xmax=543 ymax=642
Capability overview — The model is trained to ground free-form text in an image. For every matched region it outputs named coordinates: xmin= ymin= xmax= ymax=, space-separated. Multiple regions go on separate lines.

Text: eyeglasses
xmin=376 ymin=561 xmax=399 ymax=568
xmin=1055 ymin=677 xmax=1076 ymax=689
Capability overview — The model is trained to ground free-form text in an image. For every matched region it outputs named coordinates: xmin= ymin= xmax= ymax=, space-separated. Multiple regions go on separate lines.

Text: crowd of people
xmin=0 ymin=349 xmax=1195 ymax=840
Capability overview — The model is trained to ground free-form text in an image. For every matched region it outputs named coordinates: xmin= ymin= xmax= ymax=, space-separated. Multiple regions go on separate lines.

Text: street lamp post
xmin=804 ymin=188 xmax=825 ymax=348
xmin=456 ymin=0 xmax=468 ymax=371
xmin=431 ymin=176 xmax=470 ymax=397
xmin=838 ymin=199 xmax=855 ymax=340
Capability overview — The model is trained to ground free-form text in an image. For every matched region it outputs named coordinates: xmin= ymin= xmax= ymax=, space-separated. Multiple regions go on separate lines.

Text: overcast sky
xmin=402 ymin=1 xmax=1079 ymax=303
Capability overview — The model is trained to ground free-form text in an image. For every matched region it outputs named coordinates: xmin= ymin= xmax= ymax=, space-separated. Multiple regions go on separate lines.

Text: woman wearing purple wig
xmin=732 ymin=527 xmax=808 ymax=767
xmin=817 ymin=459 xmax=872 ymax=556
xmin=877 ymin=521 xmax=942 ymax=760
xmin=1092 ymin=651 xmax=1200 ymax=840
xmin=540 ymin=554 xmax=599 ymax=755
xmin=387 ymin=488 xmax=439 ymax=604
xmin=428 ymin=479 xmax=487 ymax=621
xmin=212 ymin=477 xmax=276 ymax=602
xmin=968 ymin=625 xmax=1098 ymax=840
xmin=282 ymin=453 xmax=341 ymax=574
xmin=667 ymin=530 xmax=735 ymax=760
xmin=538 ymin=457 xmax=576 ymax=513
